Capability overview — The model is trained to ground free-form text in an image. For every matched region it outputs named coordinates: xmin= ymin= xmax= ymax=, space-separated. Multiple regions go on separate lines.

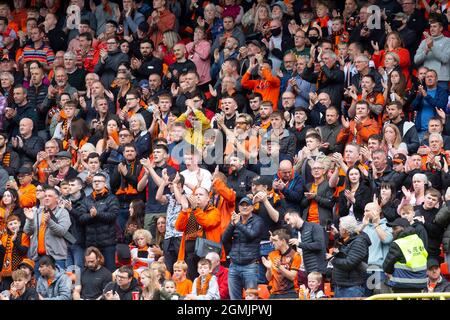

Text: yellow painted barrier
xmin=366 ymin=292 xmax=450 ymax=300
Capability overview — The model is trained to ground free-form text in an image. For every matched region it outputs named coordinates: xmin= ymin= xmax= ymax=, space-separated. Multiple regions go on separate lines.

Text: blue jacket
xmin=222 ymin=214 xmax=264 ymax=265
xmin=274 ymin=173 xmax=304 ymax=209
xmin=411 ymin=86 xmax=448 ymax=130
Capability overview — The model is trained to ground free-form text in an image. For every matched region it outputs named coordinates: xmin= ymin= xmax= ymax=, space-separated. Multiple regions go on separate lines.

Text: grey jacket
xmin=24 ymin=206 xmax=71 ymax=261
xmin=36 ymin=265 xmax=72 ymax=300
xmin=414 ymin=34 xmax=450 ymax=81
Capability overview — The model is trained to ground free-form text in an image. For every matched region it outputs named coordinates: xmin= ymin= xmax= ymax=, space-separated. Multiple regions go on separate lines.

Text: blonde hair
xmin=383 ymin=123 xmax=402 ymax=149
xmin=173 ymin=260 xmax=188 ymax=272
xmin=133 ymin=229 xmax=153 ymax=245
xmin=254 ymin=4 xmax=271 ymax=32
xmin=163 ymin=30 xmax=181 ymax=50
xmin=307 ymin=271 xmax=323 ymax=283
xmin=140 ymin=268 xmax=160 ymax=297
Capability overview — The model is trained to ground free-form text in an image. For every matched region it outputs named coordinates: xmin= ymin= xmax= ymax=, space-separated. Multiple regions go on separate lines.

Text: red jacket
xmin=214 ymin=265 xmax=230 ymax=300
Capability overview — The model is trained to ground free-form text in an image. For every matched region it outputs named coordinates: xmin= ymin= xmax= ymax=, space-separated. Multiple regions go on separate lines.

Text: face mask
xmin=271 ymin=27 xmax=282 ymax=37
xmin=390 ymin=20 xmax=403 ymax=30
xmin=308 ymin=36 xmax=319 ymax=44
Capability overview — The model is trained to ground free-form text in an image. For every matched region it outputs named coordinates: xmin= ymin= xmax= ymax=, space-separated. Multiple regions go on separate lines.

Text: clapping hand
xmin=261 ymin=256 xmax=272 ymax=269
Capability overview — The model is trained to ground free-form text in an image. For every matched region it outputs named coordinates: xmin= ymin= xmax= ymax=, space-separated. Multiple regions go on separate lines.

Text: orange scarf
xmin=92 ymin=187 xmax=109 ymax=200
xmin=196 ymin=274 xmax=212 ymax=296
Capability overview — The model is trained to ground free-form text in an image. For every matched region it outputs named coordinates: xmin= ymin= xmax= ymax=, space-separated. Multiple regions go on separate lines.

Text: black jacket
xmin=369 ymin=166 xmax=406 ymax=194
xmin=381 ymin=200 xmax=400 ymax=223
xmin=415 ymin=206 xmax=445 ymax=259
xmin=297 ymin=221 xmax=327 ymax=274
xmin=301 ymin=180 xmax=335 ymax=227
xmin=331 ymin=232 xmax=371 ymax=287
xmin=13 ymin=134 xmax=45 ymax=166
xmin=424 ymin=277 xmax=450 ymax=293
xmin=10 ymin=287 xmax=39 ymax=300
xmin=222 ymin=214 xmax=264 ymax=265
xmin=435 ymin=202 xmax=450 ymax=254
xmin=68 ymin=192 xmax=87 ymax=246
xmin=133 ymin=56 xmax=163 ymax=80
xmin=0 ymin=146 xmax=20 ymax=175
xmin=79 ymin=191 xmax=119 ymax=248
xmin=4 ymin=103 xmax=38 ymax=137
xmin=301 ymin=63 xmax=345 ymax=107
xmin=102 ymin=278 xmax=141 ymax=301
xmin=338 ymin=183 xmax=372 ymax=222
xmin=226 ymin=168 xmax=257 ymax=205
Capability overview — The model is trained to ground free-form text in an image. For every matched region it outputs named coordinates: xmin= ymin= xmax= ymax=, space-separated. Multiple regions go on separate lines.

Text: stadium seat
xmin=441 ymin=262 xmax=450 ymax=281
xmin=324 ymin=282 xmax=333 ymax=298
xmin=258 ymin=284 xmax=271 ymax=300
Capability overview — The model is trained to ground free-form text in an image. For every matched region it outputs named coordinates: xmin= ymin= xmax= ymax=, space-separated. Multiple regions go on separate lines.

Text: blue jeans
xmin=258 ymin=242 xmax=274 ymax=284
xmin=99 ymin=245 xmax=117 ymax=272
xmin=334 ymin=285 xmax=365 ymax=298
xmin=66 ymin=244 xmax=85 ymax=271
xmin=228 ymin=262 xmax=259 ymax=300
xmin=117 ymin=206 xmax=130 ymax=233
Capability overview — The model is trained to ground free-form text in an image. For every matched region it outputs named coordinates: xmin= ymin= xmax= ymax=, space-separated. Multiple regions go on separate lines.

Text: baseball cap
xmin=252 ymin=175 xmax=273 ymax=189
xmin=55 ymin=151 xmax=72 ymax=159
xmin=239 ymin=196 xmax=253 ymax=206
xmin=387 ymin=217 xmax=410 ymax=228
xmin=271 ymin=1 xmax=287 ymax=14
xmin=106 ymin=20 xmax=118 ymax=28
xmin=427 ymin=258 xmax=440 ymax=269
xmin=17 ymin=166 xmax=32 ymax=175
xmin=246 ymin=39 xmax=262 ymax=49
xmin=393 ymin=153 xmax=407 ymax=165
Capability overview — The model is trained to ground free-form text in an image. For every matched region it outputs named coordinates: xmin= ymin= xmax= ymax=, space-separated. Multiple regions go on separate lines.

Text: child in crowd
xmin=245 ymin=288 xmax=260 ymax=300
xmin=0 ymin=215 xmax=29 ymax=289
xmin=130 ymin=229 xmax=156 ymax=274
xmin=299 ymin=272 xmax=326 ymax=300
xmin=172 ymin=260 xmax=193 ymax=297
xmin=0 ymin=269 xmax=39 ymax=300
xmin=162 ymin=279 xmax=181 ymax=300
xmin=185 ymin=259 xmax=220 ymax=300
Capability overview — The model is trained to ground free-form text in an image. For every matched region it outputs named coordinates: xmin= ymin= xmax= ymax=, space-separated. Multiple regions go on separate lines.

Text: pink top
xmin=185 ymin=40 xmax=211 ymax=85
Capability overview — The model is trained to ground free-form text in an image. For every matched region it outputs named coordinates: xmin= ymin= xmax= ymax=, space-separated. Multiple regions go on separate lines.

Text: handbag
xmin=194 ymin=229 xmax=221 ymax=258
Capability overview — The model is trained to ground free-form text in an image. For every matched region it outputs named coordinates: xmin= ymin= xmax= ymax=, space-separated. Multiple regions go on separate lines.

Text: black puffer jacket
xmin=226 ymin=168 xmax=257 ymax=204
xmin=222 ymin=214 xmax=264 ymax=265
xmin=69 ymin=192 xmax=87 ymax=246
xmin=331 ymin=232 xmax=371 ymax=287
xmin=79 ymin=191 xmax=119 ymax=248
xmin=434 ymin=201 xmax=450 ymax=254
xmin=297 ymin=221 xmax=327 ymax=274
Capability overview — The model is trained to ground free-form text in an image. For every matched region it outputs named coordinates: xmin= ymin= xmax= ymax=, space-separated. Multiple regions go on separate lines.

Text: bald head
xmin=205 ymin=252 xmax=220 ymax=269
xmin=279 ymin=160 xmax=294 ymax=182
xmin=19 ymin=118 xmax=33 ymax=137
xmin=364 ymin=202 xmax=381 ymax=219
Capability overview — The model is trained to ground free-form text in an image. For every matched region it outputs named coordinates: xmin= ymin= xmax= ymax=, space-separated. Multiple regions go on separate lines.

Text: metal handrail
xmin=365 ymin=292 xmax=450 ymax=300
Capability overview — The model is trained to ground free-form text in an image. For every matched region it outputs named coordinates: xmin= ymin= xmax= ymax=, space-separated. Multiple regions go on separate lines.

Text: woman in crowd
xmin=382 ymin=124 xmax=408 ymax=158
xmin=338 ymin=166 xmax=371 ymax=222
xmin=96 ymin=118 xmax=121 ymax=156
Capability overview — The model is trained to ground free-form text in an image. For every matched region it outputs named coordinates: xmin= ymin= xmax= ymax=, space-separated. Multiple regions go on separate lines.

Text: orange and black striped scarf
xmin=92 ymin=187 xmax=109 ymax=200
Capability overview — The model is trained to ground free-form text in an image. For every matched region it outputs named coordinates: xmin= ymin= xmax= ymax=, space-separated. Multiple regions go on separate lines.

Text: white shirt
xmin=180 ymin=168 xmax=212 ymax=195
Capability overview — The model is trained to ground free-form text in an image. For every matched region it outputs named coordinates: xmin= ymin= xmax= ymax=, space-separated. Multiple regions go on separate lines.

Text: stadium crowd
xmin=0 ymin=0 xmax=450 ymax=300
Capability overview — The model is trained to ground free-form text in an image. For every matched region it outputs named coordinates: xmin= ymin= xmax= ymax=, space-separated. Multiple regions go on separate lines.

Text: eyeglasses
xmin=119 ymin=133 xmax=131 ymax=137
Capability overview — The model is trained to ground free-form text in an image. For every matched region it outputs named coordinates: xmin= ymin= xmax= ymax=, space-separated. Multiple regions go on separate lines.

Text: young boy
xmin=245 ymin=288 xmax=259 ymax=300
xmin=295 ymin=132 xmax=325 ymax=184
xmin=0 ymin=269 xmax=39 ymax=300
xmin=299 ymin=272 xmax=325 ymax=299
xmin=331 ymin=17 xmax=349 ymax=52
xmin=185 ymin=259 xmax=220 ymax=300
xmin=59 ymin=180 xmax=71 ymax=200
xmin=0 ymin=215 xmax=30 ymax=289
xmin=172 ymin=260 xmax=193 ymax=297
xmin=399 ymin=204 xmax=429 ymax=250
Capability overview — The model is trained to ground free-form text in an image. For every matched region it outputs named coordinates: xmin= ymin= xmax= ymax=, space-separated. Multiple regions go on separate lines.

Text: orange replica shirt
xmin=268 ymin=248 xmax=301 ymax=295
xmin=307 ymin=183 xmax=320 ymax=224
xmin=18 ymin=184 xmax=37 ymax=208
